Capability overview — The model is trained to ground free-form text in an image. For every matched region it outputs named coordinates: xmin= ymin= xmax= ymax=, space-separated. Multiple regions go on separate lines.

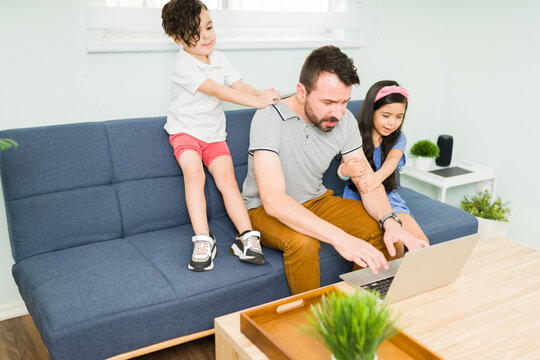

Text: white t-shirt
xmin=164 ymin=48 xmax=242 ymax=143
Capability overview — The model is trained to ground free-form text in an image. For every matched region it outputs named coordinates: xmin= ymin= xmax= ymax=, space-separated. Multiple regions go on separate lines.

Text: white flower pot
xmin=414 ymin=157 xmax=433 ymax=171
xmin=476 ymin=217 xmax=510 ymax=241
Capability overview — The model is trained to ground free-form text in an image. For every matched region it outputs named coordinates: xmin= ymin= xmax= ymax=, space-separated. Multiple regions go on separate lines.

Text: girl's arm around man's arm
xmin=340 ymin=148 xmax=403 ymax=193
xmin=363 ymin=148 xmax=403 ymax=192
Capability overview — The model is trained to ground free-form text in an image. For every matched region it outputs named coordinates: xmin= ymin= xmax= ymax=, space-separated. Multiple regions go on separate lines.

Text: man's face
xmin=303 ymin=72 xmax=353 ymax=132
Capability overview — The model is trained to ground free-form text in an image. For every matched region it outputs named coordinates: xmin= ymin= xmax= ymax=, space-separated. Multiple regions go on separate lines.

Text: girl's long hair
xmin=354 ymin=80 xmax=408 ymax=193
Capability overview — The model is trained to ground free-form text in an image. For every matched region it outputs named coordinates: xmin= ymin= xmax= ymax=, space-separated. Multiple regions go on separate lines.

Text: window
xmin=85 ymin=0 xmax=375 ymax=53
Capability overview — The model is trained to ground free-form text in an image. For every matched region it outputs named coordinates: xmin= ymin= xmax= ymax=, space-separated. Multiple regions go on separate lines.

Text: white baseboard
xmin=0 ymin=301 xmax=28 ymax=321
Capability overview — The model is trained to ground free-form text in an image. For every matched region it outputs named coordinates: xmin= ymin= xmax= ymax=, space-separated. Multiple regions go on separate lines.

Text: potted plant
xmin=305 ymin=290 xmax=399 ymax=360
xmin=0 ymin=138 xmax=18 ymax=151
xmin=410 ymin=140 xmax=439 ymax=170
xmin=461 ymin=190 xmax=511 ymax=240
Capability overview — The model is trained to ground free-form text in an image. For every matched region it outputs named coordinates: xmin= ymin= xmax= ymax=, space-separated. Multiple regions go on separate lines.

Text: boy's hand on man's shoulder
xmin=256 ymin=88 xmax=280 ymax=109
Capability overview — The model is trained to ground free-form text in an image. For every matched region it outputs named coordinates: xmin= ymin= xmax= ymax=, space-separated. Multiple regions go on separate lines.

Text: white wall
xmin=443 ymin=0 xmax=540 ymax=249
xmin=1 ymin=0 xmax=538 ymax=311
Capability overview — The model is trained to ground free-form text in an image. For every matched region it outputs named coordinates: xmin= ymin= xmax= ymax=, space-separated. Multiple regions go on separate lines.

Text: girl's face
xmin=372 ymin=102 xmax=406 ymax=139
xmin=182 ymin=8 xmax=216 ymax=63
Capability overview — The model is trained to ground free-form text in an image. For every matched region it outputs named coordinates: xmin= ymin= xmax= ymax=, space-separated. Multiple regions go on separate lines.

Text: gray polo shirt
xmin=242 ymin=100 xmax=362 ymax=210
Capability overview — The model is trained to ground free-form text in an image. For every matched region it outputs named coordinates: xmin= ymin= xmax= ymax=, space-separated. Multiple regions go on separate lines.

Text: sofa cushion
xmin=12 ymin=221 xmax=299 ymax=360
xmin=6 ymin=185 xmax=123 ymax=262
xmin=12 ymin=238 xmax=177 ymax=331
xmin=223 ymin=108 xmax=256 ymax=167
xmin=116 ymin=177 xmax=193 ymax=236
xmin=0 ymin=124 xmax=113 ymax=199
xmin=35 ymin=259 xmax=293 ymax=360
xmin=104 ymin=117 xmax=180 ymax=182
xmin=127 ymin=223 xmax=282 ymax=298
xmin=0 ymin=125 xmax=124 ymax=262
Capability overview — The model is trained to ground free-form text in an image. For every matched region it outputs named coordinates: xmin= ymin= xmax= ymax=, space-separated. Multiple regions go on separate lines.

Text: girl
xmin=342 ymin=80 xmax=429 ymax=243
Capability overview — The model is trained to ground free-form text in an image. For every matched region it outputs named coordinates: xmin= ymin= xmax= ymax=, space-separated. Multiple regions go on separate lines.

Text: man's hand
xmin=332 ymin=236 xmax=389 ymax=274
xmin=383 ymin=220 xmax=429 ymax=256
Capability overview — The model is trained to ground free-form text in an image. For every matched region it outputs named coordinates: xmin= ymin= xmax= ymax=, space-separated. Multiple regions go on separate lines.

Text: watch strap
xmin=379 ymin=211 xmax=402 ymax=231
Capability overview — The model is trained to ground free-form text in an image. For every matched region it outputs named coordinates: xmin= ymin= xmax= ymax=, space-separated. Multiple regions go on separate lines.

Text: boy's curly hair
xmin=162 ymin=0 xmax=208 ymax=47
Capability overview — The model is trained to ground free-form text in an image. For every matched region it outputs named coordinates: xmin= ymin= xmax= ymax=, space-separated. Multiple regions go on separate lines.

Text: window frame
xmin=84 ymin=1 xmax=376 ymax=53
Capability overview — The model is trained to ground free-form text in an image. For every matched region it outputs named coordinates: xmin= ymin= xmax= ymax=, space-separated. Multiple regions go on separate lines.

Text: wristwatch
xmin=379 ymin=211 xmax=402 ymax=231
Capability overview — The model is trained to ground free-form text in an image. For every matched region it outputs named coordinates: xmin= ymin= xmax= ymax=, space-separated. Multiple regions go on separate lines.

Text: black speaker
xmin=436 ymin=135 xmax=453 ymax=166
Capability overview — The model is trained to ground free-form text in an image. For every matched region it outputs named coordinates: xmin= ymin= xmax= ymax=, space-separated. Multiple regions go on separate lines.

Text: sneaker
xmin=229 ymin=230 xmax=265 ymax=265
xmin=188 ymin=234 xmax=217 ymax=272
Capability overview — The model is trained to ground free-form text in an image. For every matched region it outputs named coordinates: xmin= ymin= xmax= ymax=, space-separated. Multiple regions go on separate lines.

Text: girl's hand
xmin=256 ymin=88 xmax=280 ymax=109
xmin=342 ymin=158 xmax=369 ymax=178
xmin=354 ymin=172 xmax=381 ymax=193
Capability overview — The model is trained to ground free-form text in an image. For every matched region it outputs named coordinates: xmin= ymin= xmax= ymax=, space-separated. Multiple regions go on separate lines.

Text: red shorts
xmin=169 ymin=133 xmax=231 ymax=167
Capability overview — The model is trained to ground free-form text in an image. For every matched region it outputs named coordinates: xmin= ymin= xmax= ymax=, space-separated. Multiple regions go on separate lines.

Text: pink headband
xmin=375 ymin=85 xmax=410 ymax=103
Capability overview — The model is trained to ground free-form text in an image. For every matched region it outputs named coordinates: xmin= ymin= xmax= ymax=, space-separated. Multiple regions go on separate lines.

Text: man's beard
xmin=304 ymin=99 xmax=339 ymax=133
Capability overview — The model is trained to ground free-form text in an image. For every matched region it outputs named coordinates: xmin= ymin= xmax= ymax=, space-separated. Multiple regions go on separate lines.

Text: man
xmin=242 ymin=46 xmax=428 ymax=294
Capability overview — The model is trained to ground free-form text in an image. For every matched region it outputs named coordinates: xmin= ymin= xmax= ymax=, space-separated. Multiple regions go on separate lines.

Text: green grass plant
xmin=410 ymin=140 xmax=439 ymax=158
xmin=305 ymin=290 xmax=399 ymax=360
xmin=461 ymin=190 xmax=511 ymax=222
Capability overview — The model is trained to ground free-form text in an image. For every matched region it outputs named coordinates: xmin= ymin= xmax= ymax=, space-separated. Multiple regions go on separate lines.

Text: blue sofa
xmin=0 ymin=100 xmax=477 ymax=360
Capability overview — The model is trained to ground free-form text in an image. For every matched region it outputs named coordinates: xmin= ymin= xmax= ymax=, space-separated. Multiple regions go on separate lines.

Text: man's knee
xmin=284 ymin=232 xmax=320 ymax=257
xmin=394 ymin=241 xmax=405 ymax=259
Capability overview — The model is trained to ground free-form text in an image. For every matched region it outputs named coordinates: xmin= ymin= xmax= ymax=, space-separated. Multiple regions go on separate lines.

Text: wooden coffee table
xmin=215 ymin=237 xmax=540 ymax=359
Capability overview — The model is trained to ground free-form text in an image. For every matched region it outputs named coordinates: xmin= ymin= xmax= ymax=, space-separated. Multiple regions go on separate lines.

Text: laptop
xmin=339 ymin=234 xmax=480 ymax=302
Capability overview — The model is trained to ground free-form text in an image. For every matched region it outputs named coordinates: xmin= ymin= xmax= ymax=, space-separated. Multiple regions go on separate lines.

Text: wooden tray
xmin=240 ymin=285 xmax=443 ymax=360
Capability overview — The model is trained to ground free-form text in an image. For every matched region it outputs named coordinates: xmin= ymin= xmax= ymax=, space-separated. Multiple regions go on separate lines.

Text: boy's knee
xmin=215 ymin=172 xmax=238 ymax=192
xmin=182 ymin=165 xmax=205 ymax=184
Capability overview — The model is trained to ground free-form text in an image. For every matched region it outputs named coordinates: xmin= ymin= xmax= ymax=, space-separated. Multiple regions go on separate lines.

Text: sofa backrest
xmin=0 ymin=119 xmax=182 ymax=262
xmin=0 ymin=100 xmax=363 ymax=262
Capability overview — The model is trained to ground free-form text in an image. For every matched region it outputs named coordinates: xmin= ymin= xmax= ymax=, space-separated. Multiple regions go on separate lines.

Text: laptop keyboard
xmin=361 ymin=276 xmax=395 ymax=297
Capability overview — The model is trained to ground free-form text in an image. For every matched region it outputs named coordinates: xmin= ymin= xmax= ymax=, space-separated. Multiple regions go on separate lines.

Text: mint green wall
xmin=1 ymin=0 xmax=538 ymax=309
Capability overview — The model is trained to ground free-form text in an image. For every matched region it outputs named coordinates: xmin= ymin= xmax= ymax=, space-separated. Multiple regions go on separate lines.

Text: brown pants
xmin=248 ymin=190 xmax=392 ymax=295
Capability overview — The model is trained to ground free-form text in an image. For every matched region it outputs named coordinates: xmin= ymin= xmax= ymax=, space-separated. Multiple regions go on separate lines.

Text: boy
xmin=161 ymin=0 xmax=280 ymax=271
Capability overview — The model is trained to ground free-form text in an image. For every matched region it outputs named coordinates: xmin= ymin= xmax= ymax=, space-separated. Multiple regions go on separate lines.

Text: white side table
xmin=400 ymin=160 xmax=497 ymax=203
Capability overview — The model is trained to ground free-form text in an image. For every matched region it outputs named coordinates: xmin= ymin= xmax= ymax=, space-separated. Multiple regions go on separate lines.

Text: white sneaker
xmin=188 ymin=234 xmax=217 ymax=272
xmin=229 ymin=230 xmax=265 ymax=265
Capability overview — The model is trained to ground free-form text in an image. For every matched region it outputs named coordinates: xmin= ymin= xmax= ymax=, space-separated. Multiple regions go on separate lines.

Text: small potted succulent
xmin=410 ymin=140 xmax=439 ymax=171
xmin=461 ymin=190 xmax=511 ymax=240
xmin=305 ymin=290 xmax=399 ymax=360
xmin=0 ymin=138 xmax=18 ymax=151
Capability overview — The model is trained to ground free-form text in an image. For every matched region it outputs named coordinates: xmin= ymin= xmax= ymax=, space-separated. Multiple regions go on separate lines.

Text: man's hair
xmin=162 ymin=0 xmax=208 ymax=47
xmin=299 ymin=45 xmax=360 ymax=94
